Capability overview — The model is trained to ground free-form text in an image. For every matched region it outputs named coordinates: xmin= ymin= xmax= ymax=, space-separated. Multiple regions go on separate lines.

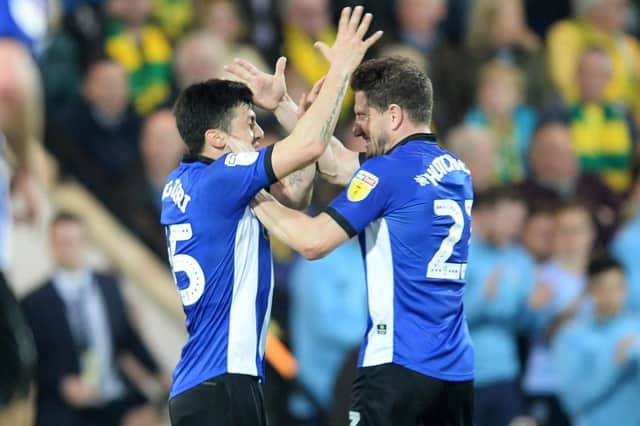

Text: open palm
xmin=225 ymin=57 xmax=287 ymax=111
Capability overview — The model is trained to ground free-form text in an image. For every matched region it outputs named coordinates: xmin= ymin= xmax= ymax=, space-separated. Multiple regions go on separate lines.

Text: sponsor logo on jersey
xmin=414 ymin=154 xmax=470 ymax=187
xmin=347 ymin=170 xmax=379 ymax=201
xmin=224 ymin=151 xmax=259 ymax=167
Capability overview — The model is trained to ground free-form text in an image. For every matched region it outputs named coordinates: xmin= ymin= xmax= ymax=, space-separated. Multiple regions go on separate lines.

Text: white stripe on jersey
xmin=258 ymin=262 xmax=274 ymax=361
xmin=362 ymin=218 xmax=395 ymax=366
xmin=228 ymin=207 xmax=260 ymax=375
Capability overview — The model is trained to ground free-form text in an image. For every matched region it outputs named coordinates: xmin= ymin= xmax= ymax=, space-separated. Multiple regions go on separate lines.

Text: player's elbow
xmin=303 ymin=139 xmax=326 ymax=163
xmin=300 ymin=240 xmax=329 ymax=260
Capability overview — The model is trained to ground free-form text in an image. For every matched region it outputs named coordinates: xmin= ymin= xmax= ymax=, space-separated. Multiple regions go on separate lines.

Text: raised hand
xmin=297 ymin=76 xmax=326 ymax=118
xmin=224 ymin=57 xmax=288 ymax=111
xmin=314 ymin=6 xmax=383 ymax=73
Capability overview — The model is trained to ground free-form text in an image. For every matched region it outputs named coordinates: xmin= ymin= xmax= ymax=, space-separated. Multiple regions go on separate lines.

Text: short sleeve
xmin=326 ymin=160 xmax=389 ymax=237
xmin=203 ymin=145 xmax=277 ymax=211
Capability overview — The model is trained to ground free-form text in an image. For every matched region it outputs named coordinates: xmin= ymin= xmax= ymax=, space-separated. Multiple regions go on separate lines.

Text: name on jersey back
xmin=414 ymin=154 xmax=470 ymax=187
xmin=163 ymin=179 xmax=192 ymax=213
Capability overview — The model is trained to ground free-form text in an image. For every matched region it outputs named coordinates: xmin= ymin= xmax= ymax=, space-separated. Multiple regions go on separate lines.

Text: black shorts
xmin=168 ymin=374 xmax=267 ymax=426
xmin=349 ymin=363 xmax=473 ymax=426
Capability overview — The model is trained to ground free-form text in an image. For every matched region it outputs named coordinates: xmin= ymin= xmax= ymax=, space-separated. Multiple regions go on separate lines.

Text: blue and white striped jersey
xmin=327 ymin=133 xmax=475 ymax=381
xmin=0 ymin=0 xmax=49 ymax=52
xmin=161 ymin=147 xmax=277 ymax=399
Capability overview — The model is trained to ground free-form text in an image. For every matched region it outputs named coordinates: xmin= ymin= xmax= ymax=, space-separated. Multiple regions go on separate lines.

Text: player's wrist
xmin=275 ymin=93 xmax=296 ymax=113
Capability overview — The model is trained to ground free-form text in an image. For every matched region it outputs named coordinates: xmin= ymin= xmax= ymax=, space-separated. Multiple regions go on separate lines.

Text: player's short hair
xmin=588 ymin=255 xmax=625 ymax=280
xmin=351 ymin=56 xmax=433 ymax=125
xmin=50 ymin=211 xmax=83 ymax=229
xmin=173 ymin=79 xmax=253 ymax=154
xmin=474 ymin=184 xmax=524 ymax=210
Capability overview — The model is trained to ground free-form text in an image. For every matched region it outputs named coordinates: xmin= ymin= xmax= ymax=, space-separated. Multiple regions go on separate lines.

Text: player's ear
xmin=388 ymin=104 xmax=403 ymax=131
xmin=204 ymin=129 xmax=227 ymax=150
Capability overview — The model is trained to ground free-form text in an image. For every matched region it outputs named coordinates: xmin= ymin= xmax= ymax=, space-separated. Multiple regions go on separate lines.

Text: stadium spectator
xmin=465 ymin=61 xmax=537 ymax=184
xmin=523 ymin=202 xmax=594 ymax=426
xmin=227 ymin=0 xmax=282 ymax=64
xmin=104 ymin=0 xmax=173 ymax=115
xmin=152 ymin=0 xmax=193 ymax=42
xmin=172 ymin=31 xmax=226 ymax=92
xmin=392 ymin=0 xmax=446 ymax=55
xmin=21 ymin=213 xmax=165 ymax=426
xmin=392 ymin=0 xmax=466 ymax=132
xmin=520 ymin=206 xmax=555 ymax=264
xmin=446 ymin=124 xmax=498 ymax=193
xmin=553 ymin=256 xmax=640 ymax=426
xmin=465 ymin=0 xmax=548 ymax=107
xmin=46 ymin=59 xmax=143 ymax=218
xmin=464 ymin=187 xmax=535 ymax=426
xmin=547 ymin=0 xmax=640 ymax=121
xmin=568 ymin=47 xmax=636 ymax=194
xmin=610 ymin=178 xmax=640 ymax=311
xmin=519 ymin=119 xmax=622 ymax=247
xmin=288 ymin=181 xmax=367 ymax=424
xmin=122 ymin=109 xmax=185 ymax=260
xmin=281 ymin=0 xmax=353 ymax=113
xmin=195 ymin=0 xmax=268 ymax=80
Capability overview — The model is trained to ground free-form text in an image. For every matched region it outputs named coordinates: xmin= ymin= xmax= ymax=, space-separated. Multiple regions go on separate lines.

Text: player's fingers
xmin=297 ymin=92 xmax=307 ymax=114
xmin=337 ymin=7 xmax=351 ymax=35
xmin=356 ymin=13 xmax=373 ymax=39
xmin=363 ymin=30 xmax=384 ymax=49
xmin=223 ymin=63 xmax=252 ymax=81
xmin=274 ymin=56 xmax=287 ymax=77
xmin=348 ymin=5 xmax=364 ymax=33
xmin=313 ymin=41 xmax=331 ymax=61
xmin=234 ymin=58 xmax=261 ymax=76
xmin=309 ymin=76 xmax=325 ymax=100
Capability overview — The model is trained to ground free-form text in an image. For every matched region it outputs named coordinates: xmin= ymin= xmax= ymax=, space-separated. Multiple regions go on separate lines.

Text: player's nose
xmin=352 ymin=122 xmax=363 ymax=137
xmin=254 ymin=123 xmax=264 ymax=141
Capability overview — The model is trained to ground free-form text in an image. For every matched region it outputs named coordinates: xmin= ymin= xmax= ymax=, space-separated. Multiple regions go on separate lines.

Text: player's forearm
xmin=271 ymin=162 xmax=315 ymax=210
xmin=252 ymin=193 xmax=324 ymax=259
xmin=317 ymin=137 xmax=360 ymax=187
xmin=288 ymin=65 xmax=351 ymax=158
xmin=273 ymin=95 xmax=299 ymax=133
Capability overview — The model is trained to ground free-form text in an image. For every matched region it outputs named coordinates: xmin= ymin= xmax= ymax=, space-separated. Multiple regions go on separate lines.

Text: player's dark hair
xmin=588 ymin=255 xmax=625 ymax=279
xmin=351 ymin=56 xmax=433 ymax=125
xmin=173 ymin=79 xmax=253 ymax=154
xmin=50 ymin=211 xmax=83 ymax=228
xmin=474 ymin=184 xmax=524 ymax=210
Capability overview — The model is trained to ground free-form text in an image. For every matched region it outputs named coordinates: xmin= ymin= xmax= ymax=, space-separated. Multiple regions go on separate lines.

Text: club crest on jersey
xmin=224 ymin=151 xmax=259 ymax=167
xmin=347 ymin=170 xmax=379 ymax=202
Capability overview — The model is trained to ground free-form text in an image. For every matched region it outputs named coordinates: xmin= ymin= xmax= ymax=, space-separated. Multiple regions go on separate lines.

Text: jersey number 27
xmin=426 ymin=199 xmax=472 ymax=280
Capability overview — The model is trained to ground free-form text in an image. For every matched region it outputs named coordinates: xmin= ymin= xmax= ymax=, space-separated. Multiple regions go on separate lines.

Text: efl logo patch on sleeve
xmin=224 ymin=151 xmax=259 ymax=167
xmin=347 ymin=170 xmax=379 ymax=202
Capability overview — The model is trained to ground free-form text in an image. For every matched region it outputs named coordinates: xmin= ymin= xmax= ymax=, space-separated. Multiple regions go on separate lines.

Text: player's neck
xmin=199 ymin=146 xmax=225 ymax=161
xmin=385 ymin=125 xmax=433 ymax=153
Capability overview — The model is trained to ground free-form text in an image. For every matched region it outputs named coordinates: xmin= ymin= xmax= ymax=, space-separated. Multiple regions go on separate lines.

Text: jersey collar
xmin=386 ymin=133 xmax=437 ymax=155
xmin=182 ymin=154 xmax=215 ymax=164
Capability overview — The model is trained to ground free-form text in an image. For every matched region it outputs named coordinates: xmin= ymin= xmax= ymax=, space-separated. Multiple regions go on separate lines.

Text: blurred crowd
xmin=15 ymin=0 xmax=640 ymax=425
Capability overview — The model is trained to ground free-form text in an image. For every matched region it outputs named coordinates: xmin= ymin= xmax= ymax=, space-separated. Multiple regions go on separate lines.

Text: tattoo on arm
xmin=320 ymin=75 xmax=350 ymax=140
xmin=287 ymin=170 xmax=306 ymax=188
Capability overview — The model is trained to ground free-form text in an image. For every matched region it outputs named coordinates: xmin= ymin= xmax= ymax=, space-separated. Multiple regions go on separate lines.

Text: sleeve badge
xmin=347 ymin=170 xmax=379 ymax=202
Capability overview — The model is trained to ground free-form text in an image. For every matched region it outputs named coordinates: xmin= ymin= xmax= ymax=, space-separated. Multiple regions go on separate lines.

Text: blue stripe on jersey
xmin=328 ymin=134 xmax=475 ymax=381
xmin=162 ymin=148 xmax=276 ymax=399
xmin=0 ymin=0 xmax=49 ymax=52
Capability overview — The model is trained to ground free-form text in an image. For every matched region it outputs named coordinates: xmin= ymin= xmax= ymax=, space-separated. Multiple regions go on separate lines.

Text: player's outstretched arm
xmin=226 ymin=50 xmax=362 ymax=189
xmin=268 ymin=6 xmax=382 ymax=180
xmin=224 ymin=57 xmax=315 ymax=209
xmin=251 ymin=190 xmax=349 ymax=260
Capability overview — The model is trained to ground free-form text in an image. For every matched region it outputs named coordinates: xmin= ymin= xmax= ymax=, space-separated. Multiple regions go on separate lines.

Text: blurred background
xmin=2 ymin=0 xmax=640 ymax=425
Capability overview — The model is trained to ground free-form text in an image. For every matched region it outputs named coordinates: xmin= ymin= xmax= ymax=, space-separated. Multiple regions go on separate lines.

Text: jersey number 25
xmin=166 ymin=223 xmax=206 ymax=306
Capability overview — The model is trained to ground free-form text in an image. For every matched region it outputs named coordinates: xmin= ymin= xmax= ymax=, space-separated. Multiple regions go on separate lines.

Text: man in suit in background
xmin=21 ymin=212 xmax=167 ymax=426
